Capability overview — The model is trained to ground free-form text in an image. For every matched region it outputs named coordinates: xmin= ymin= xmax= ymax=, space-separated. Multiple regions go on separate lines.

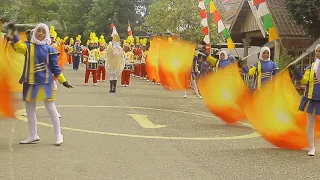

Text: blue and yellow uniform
xmin=243 ymin=60 xmax=279 ymax=90
xmin=294 ymin=63 xmax=320 ymax=115
xmin=191 ymin=54 xmax=199 ymax=80
xmin=12 ymin=34 xmax=66 ymax=101
xmin=207 ymin=55 xmax=232 ymax=72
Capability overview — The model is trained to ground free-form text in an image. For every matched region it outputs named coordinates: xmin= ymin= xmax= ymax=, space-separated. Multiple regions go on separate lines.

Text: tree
xmin=139 ymin=0 xmax=222 ymax=43
xmin=1 ymin=0 xmax=150 ymax=43
xmin=286 ymin=0 xmax=320 ymax=38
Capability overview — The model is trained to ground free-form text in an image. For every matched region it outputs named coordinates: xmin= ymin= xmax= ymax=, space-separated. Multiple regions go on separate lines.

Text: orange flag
xmin=0 ymin=28 xmax=14 ymax=117
xmin=198 ymin=63 xmax=247 ymax=124
xmin=240 ymin=69 xmax=320 ymax=149
xmin=4 ymin=32 xmax=26 ymax=92
xmin=158 ymin=39 xmax=195 ymax=90
xmin=146 ymin=38 xmax=161 ymax=82
xmin=57 ymin=42 xmax=68 ymax=69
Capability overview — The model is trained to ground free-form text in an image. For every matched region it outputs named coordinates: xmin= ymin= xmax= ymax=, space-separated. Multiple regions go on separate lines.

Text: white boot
xmin=20 ymin=135 xmax=40 ymax=144
xmin=308 ymin=147 xmax=315 ymax=156
xmin=55 ymin=134 xmax=63 ymax=146
xmin=196 ymin=94 xmax=202 ymax=99
xmin=183 ymin=90 xmax=187 ymax=98
xmin=21 ymin=101 xmax=39 ymax=144
xmin=44 ymin=101 xmax=63 ymax=146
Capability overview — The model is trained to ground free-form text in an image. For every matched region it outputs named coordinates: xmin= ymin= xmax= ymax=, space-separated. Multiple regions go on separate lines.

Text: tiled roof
xmin=267 ymin=0 xmax=307 ymax=37
xmin=229 ymin=0 xmax=307 ymax=37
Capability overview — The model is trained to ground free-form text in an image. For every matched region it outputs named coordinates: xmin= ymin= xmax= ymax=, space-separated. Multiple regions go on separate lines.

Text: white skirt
xmin=108 ymin=72 xmax=118 ymax=80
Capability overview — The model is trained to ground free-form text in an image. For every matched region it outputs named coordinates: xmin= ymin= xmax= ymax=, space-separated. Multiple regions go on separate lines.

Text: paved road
xmin=1 ymin=65 xmax=319 ymax=180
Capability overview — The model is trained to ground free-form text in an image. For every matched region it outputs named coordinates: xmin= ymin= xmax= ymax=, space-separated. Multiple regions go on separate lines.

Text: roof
xmin=267 ymin=0 xmax=307 ymax=37
xmin=229 ymin=0 xmax=307 ymax=38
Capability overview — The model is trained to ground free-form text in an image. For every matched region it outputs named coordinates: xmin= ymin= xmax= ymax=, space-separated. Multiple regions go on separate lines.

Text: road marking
xmin=127 ymin=114 xmax=167 ymax=129
xmin=15 ymin=105 xmax=261 ymax=141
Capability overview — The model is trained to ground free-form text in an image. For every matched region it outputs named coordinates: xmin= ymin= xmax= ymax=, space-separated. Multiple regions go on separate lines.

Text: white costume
xmin=106 ymin=35 xmax=125 ymax=93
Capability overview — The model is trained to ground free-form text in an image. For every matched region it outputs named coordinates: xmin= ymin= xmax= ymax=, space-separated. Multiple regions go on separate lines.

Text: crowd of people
xmin=4 ymin=21 xmax=320 ymax=156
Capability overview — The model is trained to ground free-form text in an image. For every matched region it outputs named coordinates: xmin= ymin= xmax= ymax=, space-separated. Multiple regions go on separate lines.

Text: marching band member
xmin=72 ymin=40 xmax=82 ymax=71
xmin=121 ymin=40 xmax=134 ymax=87
xmin=205 ymin=50 xmax=231 ymax=73
xmin=243 ymin=47 xmax=279 ymax=90
xmin=184 ymin=50 xmax=202 ymax=99
xmin=22 ymin=29 xmax=62 ymax=118
xmin=290 ymin=44 xmax=320 ymax=156
xmin=83 ymin=33 xmax=99 ymax=86
xmin=49 ymin=27 xmax=63 ymax=118
xmin=97 ymin=36 xmax=107 ymax=82
xmin=67 ymin=38 xmax=74 ymax=65
xmin=140 ymin=38 xmax=148 ymax=80
xmin=8 ymin=23 xmax=73 ymax=145
xmin=134 ymin=37 xmax=143 ymax=77
xmin=106 ymin=34 xmax=125 ymax=93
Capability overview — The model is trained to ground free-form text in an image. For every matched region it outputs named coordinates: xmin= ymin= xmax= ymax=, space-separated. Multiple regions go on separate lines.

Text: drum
xmin=88 ymin=60 xmax=98 ymax=70
xmin=134 ymin=60 xmax=141 ymax=65
xmin=98 ymin=59 xmax=106 ymax=67
xmin=124 ymin=64 xmax=134 ymax=70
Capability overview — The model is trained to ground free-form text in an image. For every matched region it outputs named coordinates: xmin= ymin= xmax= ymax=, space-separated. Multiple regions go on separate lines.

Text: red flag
xmin=128 ymin=23 xmax=133 ymax=37
xmin=200 ymin=9 xmax=207 ymax=18
xmin=253 ymin=0 xmax=265 ymax=6
xmin=202 ymin=27 xmax=209 ymax=35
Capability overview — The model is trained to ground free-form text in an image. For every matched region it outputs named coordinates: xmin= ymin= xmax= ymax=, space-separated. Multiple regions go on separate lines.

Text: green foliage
xmin=286 ymin=0 xmax=320 ymax=38
xmin=275 ymin=49 xmax=294 ymax=70
xmin=140 ymin=0 xmax=222 ymax=43
xmin=0 ymin=0 xmax=151 ymax=43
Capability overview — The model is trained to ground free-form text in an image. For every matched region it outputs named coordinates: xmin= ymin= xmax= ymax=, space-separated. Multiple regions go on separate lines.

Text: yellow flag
xmin=0 ymin=23 xmax=14 ymax=117
xmin=227 ymin=38 xmax=235 ymax=50
xmin=5 ymin=36 xmax=25 ymax=92
xmin=268 ymin=27 xmax=279 ymax=42
xmin=209 ymin=1 xmax=216 ymax=14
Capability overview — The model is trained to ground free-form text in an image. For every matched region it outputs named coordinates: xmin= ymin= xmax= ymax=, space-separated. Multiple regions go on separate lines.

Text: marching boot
xmin=109 ymin=80 xmax=113 ymax=93
xmin=113 ymin=80 xmax=117 ymax=93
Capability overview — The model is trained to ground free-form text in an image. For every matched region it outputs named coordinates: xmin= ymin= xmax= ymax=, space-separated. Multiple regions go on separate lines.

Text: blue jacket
xmin=12 ymin=35 xmax=66 ymax=85
xmin=295 ymin=63 xmax=320 ymax=100
xmin=243 ymin=60 xmax=279 ymax=89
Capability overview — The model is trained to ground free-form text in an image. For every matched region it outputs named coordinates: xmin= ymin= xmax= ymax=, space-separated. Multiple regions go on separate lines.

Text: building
xmin=228 ymin=0 xmax=313 ymax=68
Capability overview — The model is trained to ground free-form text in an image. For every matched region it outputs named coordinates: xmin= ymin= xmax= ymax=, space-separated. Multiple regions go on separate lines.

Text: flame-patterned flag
xmin=158 ymin=39 xmax=195 ymax=90
xmin=57 ymin=42 xmax=68 ymax=69
xmin=4 ymin=32 xmax=26 ymax=92
xmin=0 ymin=26 xmax=14 ymax=117
xmin=146 ymin=37 xmax=161 ymax=82
xmin=198 ymin=63 xmax=247 ymax=124
xmin=240 ymin=69 xmax=320 ymax=149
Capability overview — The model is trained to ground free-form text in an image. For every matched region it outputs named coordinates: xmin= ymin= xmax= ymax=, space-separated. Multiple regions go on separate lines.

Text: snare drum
xmin=134 ymin=60 xmax=141 ymax=65
xmin=124 ymin=64 xmax=134 ymax=70
xmin=98 ymin=59 xmax=106 ymax=67
xmin=88 ymin=60 xmax=98 ymax=70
